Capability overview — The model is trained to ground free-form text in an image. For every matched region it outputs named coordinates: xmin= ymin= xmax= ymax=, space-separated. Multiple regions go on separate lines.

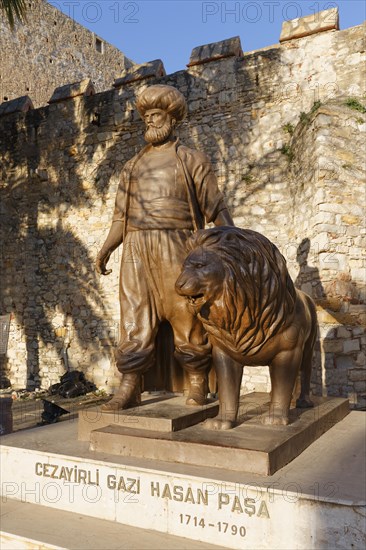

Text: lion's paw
xmin=262 ymin=415 xmax=289 ymax=426
xmin=204 ymin=418 xmax=234 ymax=430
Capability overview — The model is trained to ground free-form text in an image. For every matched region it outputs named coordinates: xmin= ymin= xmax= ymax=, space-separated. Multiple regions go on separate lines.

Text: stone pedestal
xmin=81 ymin=393 xmax=350 ymax=475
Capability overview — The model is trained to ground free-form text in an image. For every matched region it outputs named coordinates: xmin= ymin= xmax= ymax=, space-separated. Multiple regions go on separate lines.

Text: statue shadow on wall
xmin=295 ymin=238 xmax=324 ymax=397
xmin=294 ymin=238 xmax=364 ymax=403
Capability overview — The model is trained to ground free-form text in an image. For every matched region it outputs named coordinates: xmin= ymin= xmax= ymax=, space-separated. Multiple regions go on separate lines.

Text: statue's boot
xmin=186 ymin=373 xmax=208 ymax=406
xmin=101 ymin=373 xmax=141 ymax=411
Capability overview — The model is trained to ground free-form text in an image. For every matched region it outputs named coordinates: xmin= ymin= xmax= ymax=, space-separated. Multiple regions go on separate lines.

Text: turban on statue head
xmin=136 ymin=85 xmax=187 ymax=122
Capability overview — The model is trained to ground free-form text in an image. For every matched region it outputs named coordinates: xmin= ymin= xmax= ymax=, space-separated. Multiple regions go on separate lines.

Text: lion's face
xmin=175 ymin=247 xmax=225 ymax=312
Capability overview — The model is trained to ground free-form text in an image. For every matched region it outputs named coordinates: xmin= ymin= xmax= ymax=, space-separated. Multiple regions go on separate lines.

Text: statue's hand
xmin=96 ymin=250 xmax=112 ymax=276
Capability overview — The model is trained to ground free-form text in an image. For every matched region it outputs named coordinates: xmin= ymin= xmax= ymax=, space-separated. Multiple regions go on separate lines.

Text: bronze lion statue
xmin=175 ymin=226 xmax=317 ymax=429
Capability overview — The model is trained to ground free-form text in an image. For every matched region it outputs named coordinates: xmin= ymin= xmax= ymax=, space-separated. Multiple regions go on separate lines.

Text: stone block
xmin=0 ymin=96 xmax=33 ymax=117
xmin=78 ymin=396 xmax=219 ymax=440
xmin=280 ymin=8 xmax=339 ymax=43
xmin=188 ymin=36 xmax=243 ymax=67
xmin=349 ymin=369 xmax=366 ymax=382
xmin=319 ymin=252 xmax=347 ymax=271
xmin=113 ymin=60 xmax=166 ymax=87
xmin=323 ymin=340 xmax=343 ymax=353
xmin=48 ymin=79 xmax=95 ymax=104
xmin=335 ymin=356 xmax=354 ymax=371
xmin=337 ymin=327 xmax=351 ymax=338
xmin=354 ymin=381 xmax=366 ymax=392
xmin=342 ymin=215 xmax=361 ymax=225
xmin=343 ymin=339 xmax=361 ymax=354
xmin=350 ymin=267 xmax=366 ymax=281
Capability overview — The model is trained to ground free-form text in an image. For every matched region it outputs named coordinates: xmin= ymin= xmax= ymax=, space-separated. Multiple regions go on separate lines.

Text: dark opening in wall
xmin=95 ymin=38 xmax=104 ymax=53
xmin=3 ymin=97 xmax=8 ymax=101
xmin=92 ymin=112 xmax=101 ymax=126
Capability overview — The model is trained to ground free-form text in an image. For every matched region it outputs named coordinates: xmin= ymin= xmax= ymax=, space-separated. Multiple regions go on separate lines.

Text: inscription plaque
xmin=29 ymin=457 xmax=271 ymax=548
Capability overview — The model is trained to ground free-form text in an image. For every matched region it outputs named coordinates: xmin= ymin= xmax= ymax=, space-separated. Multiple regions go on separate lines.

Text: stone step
xmin=0 ymin=499 xmax=221 ymax=550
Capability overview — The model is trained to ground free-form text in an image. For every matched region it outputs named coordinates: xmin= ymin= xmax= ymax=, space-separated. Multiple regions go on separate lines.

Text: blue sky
xmin=50 ymin=0 xmax=366 ymax=74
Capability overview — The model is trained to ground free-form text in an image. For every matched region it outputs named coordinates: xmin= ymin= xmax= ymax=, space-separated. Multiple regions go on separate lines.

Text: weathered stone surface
xmin=0 ymin=0 xmax=134 ymax=108
xmin=343 ymin=339 xmax=361 ymax=354
xmin=188 ymin=36 xmax=242 ymax=67
xmin=48 ymin=79 xmax=95 ymax=104
xmin=280 ymin=8 xmax=339 ymax=42
xmin=0 ymin=96 xmax=33 ymax=116
xmin=349 ymin=369 xmax=366 ymax=382
xmin=113 ymin=60 xmax=166 ymax=87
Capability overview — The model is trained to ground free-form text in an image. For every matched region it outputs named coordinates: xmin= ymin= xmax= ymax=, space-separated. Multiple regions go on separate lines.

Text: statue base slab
xmin=0 ymin=409 xmax=364 ymax=550
xmin=78 ymin=394 xmax=219 ymax=440
xmin=86 ymin=392 xmax=349 ymax=475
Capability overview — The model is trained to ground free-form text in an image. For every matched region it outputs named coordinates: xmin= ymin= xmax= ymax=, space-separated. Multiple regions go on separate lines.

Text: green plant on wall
xmin=281 ymin=122 xmax=297 ymax=162
xmin=299 ymin=111 xmax=309 ymax=124
xmin=280 ymin=144 xmax=294 ymax=162
xmin=345 ymin=98 xmax=366 ymax=114
xmin=299 ymin=101 xmax=322 ymax=125
xmin=282 ymin=123 xmax=294 ymax=135
xmin=242 ymin=173 xmax=254 ymax=183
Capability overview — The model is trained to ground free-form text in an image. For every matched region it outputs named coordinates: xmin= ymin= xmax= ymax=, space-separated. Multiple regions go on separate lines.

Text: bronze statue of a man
xmin=96 ymin=84 xmax=233 ymax=411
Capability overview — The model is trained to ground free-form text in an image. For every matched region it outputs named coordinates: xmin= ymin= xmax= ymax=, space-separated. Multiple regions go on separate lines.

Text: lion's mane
xmin=187 ymin=227 xmax=297 ymax=357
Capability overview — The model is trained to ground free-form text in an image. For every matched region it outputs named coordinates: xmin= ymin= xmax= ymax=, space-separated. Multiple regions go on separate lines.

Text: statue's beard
xmin=144 ymin=121 xmax=173 ymax=144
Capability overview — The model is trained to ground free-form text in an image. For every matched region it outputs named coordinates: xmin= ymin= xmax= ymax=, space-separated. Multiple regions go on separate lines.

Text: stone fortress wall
xmin=0 ymin=8 xmax=365 ymax=407
xmin=0 ymin=0 xmax=134 ymax=108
